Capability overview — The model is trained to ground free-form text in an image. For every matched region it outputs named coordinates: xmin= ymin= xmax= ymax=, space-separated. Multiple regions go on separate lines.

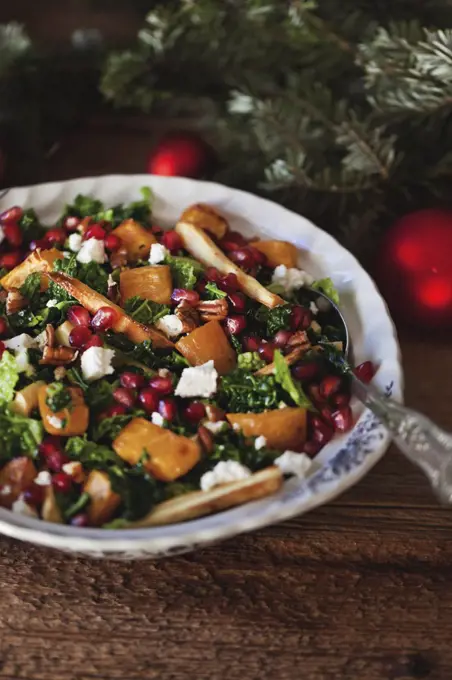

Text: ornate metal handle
xmin=351 ymin=375 xmax=452 ymax=504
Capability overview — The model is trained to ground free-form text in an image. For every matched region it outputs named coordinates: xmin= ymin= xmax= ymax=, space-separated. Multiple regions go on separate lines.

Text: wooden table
xmin=1 ymin=120 xmax=451 ymax=680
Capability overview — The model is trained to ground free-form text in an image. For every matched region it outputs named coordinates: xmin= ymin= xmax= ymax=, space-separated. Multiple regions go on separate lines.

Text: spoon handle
xmin=351 ymin=374 xmax=452 ymax=504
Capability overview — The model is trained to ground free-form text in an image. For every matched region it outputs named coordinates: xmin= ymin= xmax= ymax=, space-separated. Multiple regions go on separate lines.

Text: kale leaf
xmin=51 ymin=255 xmax=108 ymax=299
xmin=255 ymin=303 xmax=292 ymax=336
xmin=273 ymin=350 xmax=313 ymax=409
xmin=19 ymin=209 xmax=46 ymax=242
xmin=0 ymin=352 xmax=20 ymax=405
xmin=237 ymin=351 xmax=265 ymax=372
xmin=210 ymin=431 xmax=278 ymax=472
xmin=62 ymin=194 xmax=105 ymax=219
xmin=311 ymin=277 xmax=340 ymax=306
xmin=164 ymin=254 xmax=204 ymax=289
xmin=0 ymin=409 xmax=43 ymax=461
xmin=20 ymin=273 xmax=42 ymax=306
xmin=218 ymin=369 xmax=280 ymax=413
xmin=45 ymin=382 xmax=73 ymax=413
xmin=204 ymin=282 xmax=227 ymax=299
xmin=96 ymin=186 xmax=153 ymax=227
xmin=91 ymin=410 xmax=145 ymax=443
xmin=65 ymin=436 xmax=123 ymax=468
xmin=124 ymin=296 xmax=170 ymax=325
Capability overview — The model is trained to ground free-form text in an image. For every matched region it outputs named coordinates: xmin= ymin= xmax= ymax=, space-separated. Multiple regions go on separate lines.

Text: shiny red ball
xmin=147 ymin=132 xmax=215 ymax=179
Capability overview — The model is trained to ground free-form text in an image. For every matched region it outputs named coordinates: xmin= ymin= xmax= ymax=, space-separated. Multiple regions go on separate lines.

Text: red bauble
xmin=376 ymin=209 xmax=452 ymax=328
xmin=147 ymin=132 xmax=215 ymax=178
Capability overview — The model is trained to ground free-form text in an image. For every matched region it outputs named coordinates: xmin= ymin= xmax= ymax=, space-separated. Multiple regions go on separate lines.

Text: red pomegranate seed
xmin=113 ymin=387 xmax=136 ymax=409
xmin=183 ymin=402 xmax=206 ymax=424
xmin=228 ymin=292 xmax=246 ymax=313
xmin=138 ymin=388 xmax=159 ymax=413
xmin=205 ymin=267 xmax=221 ymax=283
xmin=4 ymin=222 xmax=23 ymax=247
xmin=44 ymin=228 xmax=66 ymax=246
xmin=120 ymin=372 xmax=145 ymax=390
xmin=158 ymin=397 xmax=177 ymax=422
xmin=219 ymin=238 xmax=240 ymax=252
xmin=320 ymin=375 xmax=342 ymax=399
xmin=46 ymin=451 xmax=70 ymax=473
xmin=310 ymin=415 xmax=334 ymax=446
xmin=227 ymin=231 xmax=247 ymax=247
xmin=68 ymin=305 xmax=92 ymax=327
xmin=29 ymin=238 xmax=47 ymax=251
xmin=91 ymin=306 xmax=118 ymax=332
xmin=52 ymin=472 xmax=72 ymax=494
xmin=148 ymin=375 xmax=173 ymax=395
xmin=71 ymin=513 xmax=89 ymax=527
xmin=0 ymin=340 xmax=5 ymax=358
xmin=23 ymin=483 xmax=45 ymax=507
xmin=225 ymin=315 xmax=247 ymax=335
xmin=333 ymin=392 xmax=351 ymax=407
xmin=69 ymin=325 xmax=92 ymax=349
xmin=0 ymin=317 xmax=7 ymax=336
xmin=354 ymin=361 xmax=376 ymax=384
xmin=83 ymin=335 xmax=103 ymax=350
xmin=102 ymin=404 xmax=127 ymax=419
xmin=247 ymin=245 xmax=267 ymax=266
xmin=83 ymin=224 xmax=106 ymax=241
xmin=229 ymin=248 xmax=255 ymax=270
xmin=0 ymin=251 xmax=22 ymax=270
xmin=218 ymin=273 xmax=240 ymax=293
xmin=171 ymin=288 xmax=200 ymax=306
xmin=196 ymin=280 xmax=207 ymax=294
xmin=331 ymin=406 xmax=353 ymax=432
xmin=242 ymin=334 xmax=260 ymax=352
xmin=161 ymin=230 xmax=183 ymax=253
xmin=274 ymin=330 xmax=293 ymax=348
xmin=290 ymin=305 xmax=312 ymax=331
xmin=292 ymin=362 xmax=319 ymax=381
xmin=62 ymin=216 xmax=81 ymax=232
xmin=0 ymin=206 xmax=23 ymax=224
xmin=258 ymin=342 xmax=276 ymax=363
xmin=104 ymin=234 xmax=121 ymax=251
xmin=39 ymin=437 xmax=62 ymax=458
xmin=303 ymin=440 xmax=322 ymax=456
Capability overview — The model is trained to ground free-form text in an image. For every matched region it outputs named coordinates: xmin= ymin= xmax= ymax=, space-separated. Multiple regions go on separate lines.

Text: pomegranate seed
xmin=0 ymin=206 xmax=22 ymax=224
xmin=68 ymin=305 xmax=92 ymax=327
xmin=292 ymin=362 xmax=319 ymax=381
xmin=0 ymin=317 xmax=7 ymax=336
xmin=62 ymin=216 xmax=81 ymax=232
xmin=91 ymin=306 xmax=118 ymax=332
xmin=196 ymin=280 xmax=207 ymax=294
xmin=120 ymin=372 xmax=145 ymax=390
xmin=102 ymin=404 xmax=127 ymax=419
xmin=52 ymin=472 xmax=72 ymax=494
xmin=83 ymin=224 xmax=106 ymax=241
xmin=69 ymin=325 xmax=92 ymax=349
xmin=29 ymin=238 xmax=47 ymax=251
xmin=242 ymin=334 xmax=260 ymax=352
xmin=171 ymin=288 xmax=200 ymax=306
xmin=274 ymin=330 xmax=293 ymax=348
xmin=320 ymin=375 xmax=342 ymax=399
xmin=71 ymin=513 xmax=89 ymax=527
xmin=227 ymin=230 xmax=247 ymax=247
xmin=4 ymin=222 xmax=23 ymax=247
xmin=0 ymin=251 xmax=22 ymax=270
xmin=310 ymin=415 xmax=334 ymax=446
xmin=113 ymin=387 xmax=136 ymax=409
xmin=161 ymin=230 xmax=183 ymax=253
xmin=23 ymin=483 xmax=45 ymax=507
xmin=303 ymin=440 xmax=322 ymax=456
xmin=331 ymin=406 xmax=353 ymax=432
xmin=225 ymin=315 xmax=247 ymax=335
xmin=44 ymin=228 xmax=66 ymax=246
xmin=104 ymin=234 xmax=121 ymax=251
xmin=218 ymin=273 xmax=240 ymax=293
xmin=205 ymin=267 xmax=221 ymax=283
xmin=219 ymin=238 xmax=240 ymax=252
xmin=39 ymin=437 xmax=62 ymax=458
xmin=229 ymin=248 xmax=255 ymax=270
xmin=228 ymin=292 xmax=246 ymax=313
xmin=0 ymin=340 xmax=5 ymax=358
xmin=148 ymin=375 xmax=173 ymax=395
xmin=158 ymin=397 xmax=177 ymax=422
xmin=46 ymin=451 xmax=70 ymax=473
xmin=83 ymin=335 xmax=103 ymax=350
xmin=248 ymin=245 xmax=267 ymax=266
xmin=290 ymin=305 xmax=312 ymax=331
xmin=258 ymin=342 xmax=277 ymax=363
xmin=354 ymin=361 xmax=375 ymax=384
xmin=183 ymin=402 xmax=206 ymax=424
xmin=138 ymin=388 xmax=159 ymax=413
xmin=333 ymin=392 xmax=351 ymax=407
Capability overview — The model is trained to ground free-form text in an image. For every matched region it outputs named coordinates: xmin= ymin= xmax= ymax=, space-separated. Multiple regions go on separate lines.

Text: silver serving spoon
xmin=309 ymin=288 xmax=452 ymax=505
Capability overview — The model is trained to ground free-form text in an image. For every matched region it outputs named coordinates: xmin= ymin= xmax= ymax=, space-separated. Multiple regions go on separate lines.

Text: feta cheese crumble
xmin=48 ymin=415 xmax=64 ymax=429
xmin=4 ymin=333 xmax=37 ymax=352
xmin=12 ymin=496 xmax=38 ymax=517
xmin=175 ymin=360 xmax=218 ymax=398
xmin=81 ymin=346 xmax=115 ymax=382
xmin=203 ymin=420 xmax=228 ymax=435
xmin=149 ymin=243 xmax=169 ymax=265
xmin=46 ymin=298 xmax=58 ymax=308
xmin=151 ymin=412 xmax=165 ymax=427
xmin=274 ymin=451 xmax=312 ymax=478
xmin=156 ymin=314 xmax=184 ymax=338
xmin=271 ymin=264 xmax=314 ymax=294
xmin=76 ymin=237 xmax=106 ymax=264
xmin=15 ymin=350 xmax=34 ymax=375
xmin=107 ymin=273 xmax=115 ymax=287
xmin=68 ymin=232 xmax=83 ymax=253
xmin=200 ymin=460 xmax=251 ymax=492
xmin=309 ymin=301 xmax=319 ymax=316
xmin=34 ymin=470 xmax=52 ymax=486
xmin=254 ymin=435 xmax=267 ymax=451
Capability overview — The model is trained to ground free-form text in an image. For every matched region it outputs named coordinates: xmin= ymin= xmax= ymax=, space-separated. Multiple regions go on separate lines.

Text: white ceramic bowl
xmin=0 ymin=175 xmax=402 ymax=559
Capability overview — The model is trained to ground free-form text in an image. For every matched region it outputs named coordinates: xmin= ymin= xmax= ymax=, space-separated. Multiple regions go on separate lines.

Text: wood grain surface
xmin=1 ymin=120 xmax=451 ymax=680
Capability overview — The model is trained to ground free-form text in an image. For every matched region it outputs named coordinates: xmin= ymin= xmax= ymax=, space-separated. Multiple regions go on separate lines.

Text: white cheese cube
xmin=81 ymin=346 xmax=115 ymax=382
xmin=200 ymin=460 xmax=251 ymax=492
xmin=175 ymin=360 xmax=218 ymax=398
xmin=149 ymin=243 xmax=169 ymax=265
xmin=76 ymin=237 xmax=106 ymax=264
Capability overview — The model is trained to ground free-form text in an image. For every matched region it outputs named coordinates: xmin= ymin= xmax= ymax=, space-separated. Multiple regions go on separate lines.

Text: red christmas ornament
xmin=147 ymin=132 xmax=215 ymax=179
xmin=376 ymin=208 xmax=452 ymax=328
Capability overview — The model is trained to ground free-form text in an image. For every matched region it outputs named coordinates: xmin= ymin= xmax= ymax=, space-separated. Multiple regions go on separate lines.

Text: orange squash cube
xmin=83 ymin=470 xmax=121 ymax=526
xmin=110 ymin=219 xmax=156 ymax=262
xmin=180 ymin=203 xmax=228 ymax=239
xmin=175 ymin=321 xmax=236 ymax=375
xmin=227 ymin=408 xmax=307 ymax=451
xmin=120 ymin=265 xmax=172 ymax=305
xmin=38 ymin=385 xmax=89 ymax=436
xmin=250 ymin=240 xmax=298 ymax=268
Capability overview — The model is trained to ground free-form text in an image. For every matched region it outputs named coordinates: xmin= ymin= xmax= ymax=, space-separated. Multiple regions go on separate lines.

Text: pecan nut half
xmin=40 ymin=346 xmax=78 ymax=366
xmin=45 ymin=323 xmax=56 ymax=349
xmin=197 ymin=425 xmax=214 ymax=454
xmin=197 ymin=298 xmax=229 ymax=322
xmin=6 ymin=288 xmax=28 ymax=315
xmin=175 ymin=300 xmax=200 ymax=333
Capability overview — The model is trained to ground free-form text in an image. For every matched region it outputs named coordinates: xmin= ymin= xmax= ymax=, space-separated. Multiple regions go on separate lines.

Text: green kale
xmin=96 ymin=186 xmax=153 ymax=227
xmin=62 ymin=492 xmax=90 ymax=521
xmin=273 ymin=350 xmax=313 ymax=409
xmin=8 ymin=307 xmax=50 ymax=333
xmin=204 ymin=282 xmax=227 ymax=299
xmin=51 ymin=255 xmax=108 ymax=299
xmin=0 ymin=409 xmax=43 ymax=461
xmin=124 ymin=296 xmax=170 ymax=325
xmin=19 ymin=209 xmax=46 ymax=242
xmin=255 ymin=303 xmax=292 ymax=336
xmin=85 ymin=379 xmax=117 ymax=412
xmin=108 ymin=465 xmax=165 ymax=522
xmin=65 ymin=436 xmax=123 ymax=468
xmin=66 ymin=367 xmax=90 ymax=391
xmin=228 ymin=334 xmax=242 ymax=353
xmin=210 ymin=430 xmax=278 ymax=472
xmin=0 ymin=352 xmax=20 ymax=405
xmin=20 ymin=273 xmax=42 ymax=306
xmin=218 ymin=369 xmax=280 ymax=413
xmin=62 ymin=194 xmax=104 ymax=219
xmin=237 ymin=351 xmax=265 ymax=372
xmin=92 ymin=410 xmax=145 ymax=443
xmin=164 ymin=254 xmax=204 ymax=289
xmin=45 ymin=382 xmax=73 ymax=413
xmin=311 ymin=278 xmax=340 ymax=306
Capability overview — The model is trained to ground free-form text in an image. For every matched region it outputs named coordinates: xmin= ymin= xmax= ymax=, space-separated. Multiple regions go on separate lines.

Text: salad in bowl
xmin=0 ymin=189 xmax=375 ymax=530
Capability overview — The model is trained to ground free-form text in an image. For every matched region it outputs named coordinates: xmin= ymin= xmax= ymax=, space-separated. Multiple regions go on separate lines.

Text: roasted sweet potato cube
xmin=113 ymin=417 xmax=201 ymax=482
xmin=11 ymin=381 xmax=45 ymax=417
xmin=110 ymin=219 xmax=156 ymax=262
xmin=0 ymin=248 xmax=63 ymax=291
xmin=0 ymin=457 xmax=37 ymax=508
xmin=250 ymin=240 xmax=298 ymax=268
xmin=180 ymin=203 xmax=228 ymax=239
xmin=227 ymin=408 xmax=307 ymax=451
xmin=38 ymin=385 xmax=89 ymax=436
xmin=83 ymin=470 xmax=121 ymax=526
xmin=120 ymin=265 xmax=172 ymax=305
xmin=175 ymin=320 xmax=236 ymax=375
